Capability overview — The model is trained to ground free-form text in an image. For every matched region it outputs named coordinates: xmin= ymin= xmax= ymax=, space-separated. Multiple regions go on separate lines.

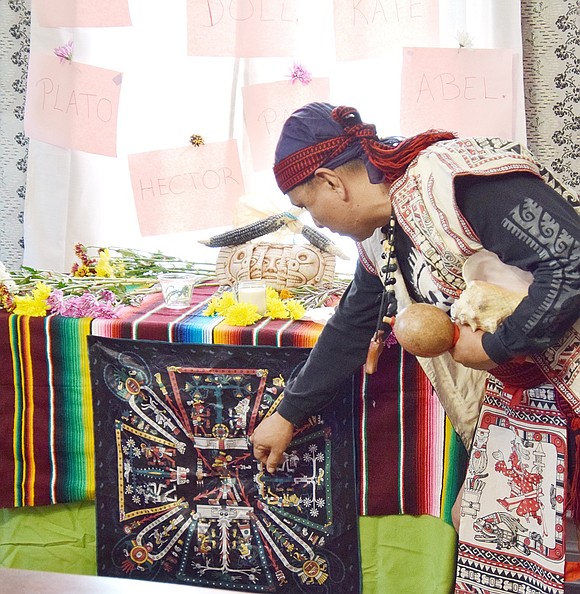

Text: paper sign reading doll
xmin=24 ymin=53 xmax=121 ymax=156
xmin=400 ymin=47 xmax=513 ymax=138
xmin=187 ymin=0 xmax=299 ymax=57
xmin=128 ymin=140 xmax=245 ymax=236
xmin=333 ymin=0 xmax=439 ymax=61
xmin=242 ymin=77 xmax=331 ymax=171
xmin=34 ymin=0 xmax=131 ymax=27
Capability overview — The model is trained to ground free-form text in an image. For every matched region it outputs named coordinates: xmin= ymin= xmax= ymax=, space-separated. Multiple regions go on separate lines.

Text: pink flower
xmin=54 ymin=40 xmax=74 ymax=64
xmin=47 ymin=289 xmax=120 ymax=319
xmin=288 ymin=63 xmax=312 ymax=86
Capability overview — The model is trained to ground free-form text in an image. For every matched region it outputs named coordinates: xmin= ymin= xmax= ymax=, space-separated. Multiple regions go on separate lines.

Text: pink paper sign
xmin=333 ymin=0 xmax=439 ymax=61
xmin=242 ymin=78 xmax=331 ymax=171
xmin=129 ymin=141 xmax=245 ymax=237
xmin=34 ymin=0 xmax=131 ymax=27
xmin=187 ymin=0 xmax=299 ymax=57
xmin=400 ymin=47 xmax=513 ymax=138
xmin=24 ymin=53 xmax=121 ymax=157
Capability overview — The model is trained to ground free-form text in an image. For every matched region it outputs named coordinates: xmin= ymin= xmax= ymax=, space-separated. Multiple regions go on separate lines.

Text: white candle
xmin=237 ymin=281 xmax=267 ymax=316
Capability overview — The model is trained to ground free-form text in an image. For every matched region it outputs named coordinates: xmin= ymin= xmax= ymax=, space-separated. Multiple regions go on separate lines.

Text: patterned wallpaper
xmin=521 ymin=0 xmax=580 ymax=193
xmin=0 ymin=0 xmax=30 ymax=269
xmin=0 ymin=1 xmax=576 ymax=268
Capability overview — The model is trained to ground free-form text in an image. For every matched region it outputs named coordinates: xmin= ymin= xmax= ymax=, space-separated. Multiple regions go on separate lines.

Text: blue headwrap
xmin=273 ymin=103 xmax=394 ymax=193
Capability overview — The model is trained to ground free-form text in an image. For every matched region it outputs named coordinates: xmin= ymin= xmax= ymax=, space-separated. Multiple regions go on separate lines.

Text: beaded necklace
xmin=365 ymin=214 xmax=398 ymax=374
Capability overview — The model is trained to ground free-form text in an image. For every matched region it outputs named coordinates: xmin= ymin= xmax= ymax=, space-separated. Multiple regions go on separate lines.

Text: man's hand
xmin=249 ymin=411 xmax=294 ymax=473
xmin=449 ymin=324 xmax=497 ymax=370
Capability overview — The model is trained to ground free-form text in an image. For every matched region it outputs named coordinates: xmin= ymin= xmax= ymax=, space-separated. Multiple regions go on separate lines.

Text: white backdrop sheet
xmin=23 ymin=0 xmax=525 ymax=273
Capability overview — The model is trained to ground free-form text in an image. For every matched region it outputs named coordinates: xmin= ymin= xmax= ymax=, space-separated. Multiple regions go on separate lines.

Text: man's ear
xmin=313 ymin=168 xmax=346 ymax=198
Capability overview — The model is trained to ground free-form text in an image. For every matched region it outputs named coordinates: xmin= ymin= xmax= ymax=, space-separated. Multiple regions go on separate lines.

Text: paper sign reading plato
xmin=24 ymin=53 xmax=121 ymax=156
xmin=187 ymin=0 xmax=299 ymax=57
xmin=242 ymin=78 xmax=331 ymax=171
xmin=129 ymin=141 xmax=245 ymax=237
xmin=333 ymin=0 xmax=439 ymax=61
xmin=34 ymin=0 xmax=131 ymax=27
xmin=400 ymin=47 xmax=513 ymax=138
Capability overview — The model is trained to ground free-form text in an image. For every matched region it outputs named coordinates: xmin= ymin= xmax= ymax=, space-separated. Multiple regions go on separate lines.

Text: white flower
xmin=0 ymin=262 xmax=17 ymax=291
xmin=456 ymin=30 xmax=474 ymax=48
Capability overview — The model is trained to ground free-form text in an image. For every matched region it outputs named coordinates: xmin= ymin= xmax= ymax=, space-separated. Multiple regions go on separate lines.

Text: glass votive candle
xmin=236 ymin=280 xmax=267 ymax=316
xmin=158 ymin=272 xmax=196 ymax=309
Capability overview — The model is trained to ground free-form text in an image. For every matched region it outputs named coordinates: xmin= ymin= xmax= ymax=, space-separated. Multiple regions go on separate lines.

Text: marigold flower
xmin=284 ymin=299 xmax=305 ymax=320
xmin=224 ymin=302 xmax=261 ymax=326
xmin=266 ymin=298 xmax=289 ymax=320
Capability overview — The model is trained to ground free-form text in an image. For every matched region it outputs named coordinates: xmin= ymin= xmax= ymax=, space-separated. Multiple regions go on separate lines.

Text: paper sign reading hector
xmin=187 ymin=0 xmax=300 ymax=57
xmin=400 ymin=47 xmax=513 ymax=138
xmin=24 ymin=53 xmax=121 ymax=156
xmin=128 ymin=140 xmax=245 ymax=237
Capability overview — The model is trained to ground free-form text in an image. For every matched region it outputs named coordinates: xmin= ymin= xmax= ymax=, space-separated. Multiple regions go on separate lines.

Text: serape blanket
xmin=359 ymin=342 xmax=468 ymax=525
xmin=89 ymin=336 xmax=361 ymax=593
xmin=0 ymin=283 xmax=465 ymax=525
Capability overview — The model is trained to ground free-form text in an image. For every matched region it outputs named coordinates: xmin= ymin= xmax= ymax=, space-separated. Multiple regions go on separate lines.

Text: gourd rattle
xmin=384 ymin=281 xmax=527 ymax=359
xmin=384 ymin=303 xmax=460 ymax=358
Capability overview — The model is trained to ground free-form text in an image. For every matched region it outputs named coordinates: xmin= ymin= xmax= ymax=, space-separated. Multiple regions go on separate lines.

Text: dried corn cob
xmin=299 ymin=223 xmax=349 ymax=260
xmin=199 ymin=213 xmax=294 ymax=247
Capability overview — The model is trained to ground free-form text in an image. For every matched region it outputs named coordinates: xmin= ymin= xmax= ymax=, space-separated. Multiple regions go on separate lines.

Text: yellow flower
xmin=284 ymin=299 xmax=305 ymax=320
xmin=224 ymin=302 xmax=261 ymax=326
xmin=95 ymin=248 xmax=115 ymax=278
xmin=73 ymin=264 xmax=91 ymax=277
xmin=215 ymin=291 xmax=237 ymax=314
xmin=13 ymin=281 xmax=52 ymax=317
xmin=279 ymin=288 xmax=294 ymax=300
xmin=203 ymin=290 xmax=243 ymax=318
xmin=266 ymin=287 xmax=279 ymax=300
xmin=266 ymin=298 xmax=289 ymax=320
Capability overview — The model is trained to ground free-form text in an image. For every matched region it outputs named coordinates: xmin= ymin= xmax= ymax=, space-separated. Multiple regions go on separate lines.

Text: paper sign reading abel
xmin=24 ymin=53 xmax=121 ymax=156
xmin=333 ymin=0 xmax=439 ymax=61
xmin=242 ymin=78 xmax=330 ymax=171
xmin=187 ymin=0 xmax=299 ymax=57
xmin=129 ymin=141 xmax=245 ymax=237
xmin=400 ymin=47 xmax=513 ymax=138
xmin=35 ymin=0 xmax=131 ymax=27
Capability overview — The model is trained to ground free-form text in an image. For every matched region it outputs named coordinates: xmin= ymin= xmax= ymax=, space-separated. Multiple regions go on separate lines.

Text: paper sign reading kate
xmin=24 ymin=53 xmax=121 ymax=157
xmin=242 ymin=78 xmax=330 ymax=171
xmin=34 ymin=0 xmax=131 ymax=27
xmin=333 ymin=0 xmax=439 ymax=61
xmin=129 ymin=141 xmax=245 ymax=237
xmin=187 ymin=0 xmax=299 ymax=57
xmin=400 ymin=47 xmax=513 ymax=138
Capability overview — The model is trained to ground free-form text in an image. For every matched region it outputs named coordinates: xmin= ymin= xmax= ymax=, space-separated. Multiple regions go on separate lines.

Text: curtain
xmin=19 ymin=0 xmax=527 ymax=274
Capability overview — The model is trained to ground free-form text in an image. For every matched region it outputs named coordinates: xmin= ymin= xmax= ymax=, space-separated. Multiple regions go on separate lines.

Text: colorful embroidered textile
xmin=0 ymin=284 xmax=463 ymax=524
xmin=89 ymin=336 xmax=361 ymax=593
xmin=455 ymin=378 xmax=568 ymax=593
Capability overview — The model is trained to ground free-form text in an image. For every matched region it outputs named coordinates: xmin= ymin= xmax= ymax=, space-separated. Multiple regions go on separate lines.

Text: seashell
xmin=451 ymin=280 xmax=527 ymax=332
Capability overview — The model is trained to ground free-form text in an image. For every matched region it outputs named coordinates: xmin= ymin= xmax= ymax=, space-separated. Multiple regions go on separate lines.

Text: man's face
xmin=287 ymin=167 xmax=389 ymax=242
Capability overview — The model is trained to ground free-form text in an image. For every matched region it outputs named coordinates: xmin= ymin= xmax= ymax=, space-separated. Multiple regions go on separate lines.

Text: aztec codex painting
xmin=89 ymin=336 xmax=361 ymax=593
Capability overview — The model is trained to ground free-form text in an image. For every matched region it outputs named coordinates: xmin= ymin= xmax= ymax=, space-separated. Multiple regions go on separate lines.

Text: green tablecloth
xmin=0 ymin=504 xmax=457 ymax=593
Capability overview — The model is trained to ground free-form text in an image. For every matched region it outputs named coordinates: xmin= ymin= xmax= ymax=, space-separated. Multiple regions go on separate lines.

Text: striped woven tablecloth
xmin=0 ymin=283 xmax=465 ymax=524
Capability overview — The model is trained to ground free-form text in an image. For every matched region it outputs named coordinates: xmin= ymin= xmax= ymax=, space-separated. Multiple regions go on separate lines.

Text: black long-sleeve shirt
xmin=277 ymin=173 xmax=580 ymax=426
